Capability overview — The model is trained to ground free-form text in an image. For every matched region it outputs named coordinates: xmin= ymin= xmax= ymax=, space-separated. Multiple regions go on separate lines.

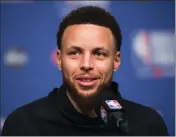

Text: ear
xmin=57 ymin=49 xmax=62 ymax=71
xmin=113 ymin=51 xmax=121 ymax=72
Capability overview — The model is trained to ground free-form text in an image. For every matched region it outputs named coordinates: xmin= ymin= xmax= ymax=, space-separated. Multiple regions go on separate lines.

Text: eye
xmin=68 ymin=50 xmax=81 ymax=56
xmin=94 ymin=51 xmax=107 ymax=59
xmin=95 ymin=52 xmax=105 ymax=56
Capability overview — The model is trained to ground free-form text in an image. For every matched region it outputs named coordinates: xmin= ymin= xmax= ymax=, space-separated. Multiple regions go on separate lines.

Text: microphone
xmin=95 ymin=84 xmax=129 ymax=135
xmin=100 ymin=100 xmax=129 ymax=134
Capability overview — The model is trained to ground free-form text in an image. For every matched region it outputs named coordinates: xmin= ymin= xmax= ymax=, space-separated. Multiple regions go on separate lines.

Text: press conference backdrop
xmin=1 ymin=1 xmax=175 ymax=135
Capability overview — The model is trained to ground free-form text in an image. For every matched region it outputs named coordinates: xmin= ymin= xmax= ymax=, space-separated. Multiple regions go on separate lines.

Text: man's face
xmin=57 ymin=24 xmax=120 ymax=99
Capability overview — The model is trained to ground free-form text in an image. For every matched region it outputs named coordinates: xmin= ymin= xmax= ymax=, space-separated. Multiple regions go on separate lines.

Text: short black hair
xmin=56 ymin=6 xmax=122 ymax=51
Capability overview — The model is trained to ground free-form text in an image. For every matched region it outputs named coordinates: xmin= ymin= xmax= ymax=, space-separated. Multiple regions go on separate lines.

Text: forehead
xmin=62 ymin=24 xmax=115 ymax=50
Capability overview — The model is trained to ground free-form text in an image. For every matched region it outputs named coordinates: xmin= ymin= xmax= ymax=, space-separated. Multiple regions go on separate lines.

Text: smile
xmin=75 ymin=77 xmax=98 ymax=87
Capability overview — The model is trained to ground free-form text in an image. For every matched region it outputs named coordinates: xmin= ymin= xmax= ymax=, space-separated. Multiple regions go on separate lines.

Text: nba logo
xmin=105 ymin=100 xmax=122 ymax=109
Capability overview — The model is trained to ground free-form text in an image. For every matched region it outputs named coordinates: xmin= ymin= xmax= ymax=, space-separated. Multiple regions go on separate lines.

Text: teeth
xmin=80 ymin=79 xmax=93 ymax=82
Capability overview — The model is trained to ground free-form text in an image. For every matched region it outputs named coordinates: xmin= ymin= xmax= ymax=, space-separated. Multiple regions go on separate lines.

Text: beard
xmin=62 ymin=72 xmax=113 ymax=103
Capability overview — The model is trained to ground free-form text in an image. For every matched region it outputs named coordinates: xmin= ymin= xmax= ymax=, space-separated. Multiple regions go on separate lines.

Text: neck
xmin=66 ymin=91 xmax=97 ymax=118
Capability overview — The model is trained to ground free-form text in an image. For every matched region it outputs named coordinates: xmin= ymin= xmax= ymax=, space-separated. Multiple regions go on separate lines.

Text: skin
xmin=57 ymin=24 xmax=120 ymax=117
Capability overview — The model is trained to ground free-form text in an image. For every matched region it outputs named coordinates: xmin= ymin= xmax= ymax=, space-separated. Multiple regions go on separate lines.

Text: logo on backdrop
xmin=3 ymin=47 xmax=29 ymax=68
xmin=53 ymin=1 xmax=111 ymax=18
xmin=131 ymin=30 xmax=175 ymax=79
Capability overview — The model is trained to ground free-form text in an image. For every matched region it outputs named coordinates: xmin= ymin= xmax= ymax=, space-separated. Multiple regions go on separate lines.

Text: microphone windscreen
xmin=94 ymin=85 xmax=116 ymax=116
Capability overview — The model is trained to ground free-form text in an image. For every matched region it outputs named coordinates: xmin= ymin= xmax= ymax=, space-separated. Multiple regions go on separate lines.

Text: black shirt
xmin=1 ymin=82 xmax=169 ymax=136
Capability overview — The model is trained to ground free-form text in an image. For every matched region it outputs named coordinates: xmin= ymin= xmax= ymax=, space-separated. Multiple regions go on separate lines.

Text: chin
xmin=75 ymin=86 xmax=100 ymax=98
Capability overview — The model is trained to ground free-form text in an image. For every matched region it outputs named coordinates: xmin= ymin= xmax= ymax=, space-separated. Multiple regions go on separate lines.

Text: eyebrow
xmin=68 ymin=46 xmax=109 ymax=52
xmin=68 ymin=46 xmax=82 ymax=51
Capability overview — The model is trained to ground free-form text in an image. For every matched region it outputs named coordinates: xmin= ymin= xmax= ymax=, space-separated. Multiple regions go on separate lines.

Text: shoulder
xmin=6 ymin=96 xmax=48 ymax=118
xmin=1 ymin=87 xmax=64 ymax=136
xmin=123 ymin=99 xmax=158 ymax=117
xmin=6 ymin=87 xmax=63 ymax=119
xmin=122 ymin=99 xmax=169 ymax=135
xmin=10 ymin=96 xmax=50 ymax=117
xmin=3 ymin=87 xmax=62 ymax=122
xmin=1 ymin=96 xmax=48 ymax=135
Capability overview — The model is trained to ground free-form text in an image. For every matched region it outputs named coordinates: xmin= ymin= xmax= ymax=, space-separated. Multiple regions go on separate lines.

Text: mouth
xmin=75 ymin=77 xmax=99 ymax=87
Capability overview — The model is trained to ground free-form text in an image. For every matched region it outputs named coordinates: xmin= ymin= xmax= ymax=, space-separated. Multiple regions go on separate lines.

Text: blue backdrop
xmin=1 ymin=1 xmax=175 ymax=135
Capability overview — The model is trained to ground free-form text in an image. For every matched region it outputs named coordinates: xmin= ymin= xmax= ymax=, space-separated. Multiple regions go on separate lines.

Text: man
xmin=1 ymin=6 xmax=168 ymax=136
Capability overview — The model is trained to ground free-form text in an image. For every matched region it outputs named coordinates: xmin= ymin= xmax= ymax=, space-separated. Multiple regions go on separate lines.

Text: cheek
xmin=95 ymin=60 xmax=114 ymax=75
xmin=62 ymin=58 xmax=79 ymax=75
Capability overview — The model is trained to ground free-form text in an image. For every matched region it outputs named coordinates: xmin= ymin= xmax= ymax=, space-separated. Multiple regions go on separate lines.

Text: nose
xmin=80 ymin=53 xmax=94 ymax=72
